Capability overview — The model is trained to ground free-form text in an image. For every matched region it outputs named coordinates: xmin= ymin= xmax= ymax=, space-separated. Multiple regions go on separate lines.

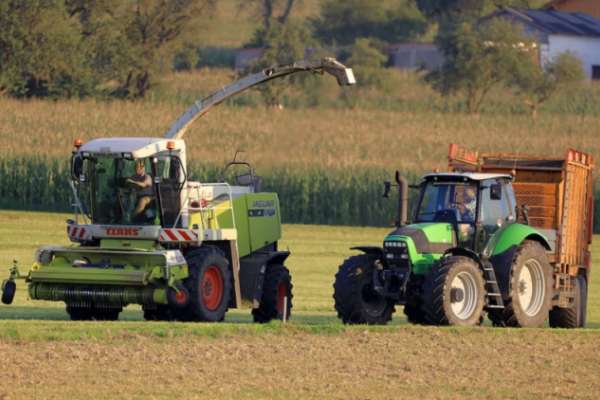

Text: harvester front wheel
xmin=92 ymin=308 xmax=122 ymax=321
xmin=333 ymin=254 xmax=395 ymax=325
xmin=490 ymin=241 xmax=553 ymax=328
xmin=421 ymin=256 xmax=485 ymax=327
xmin=175 ymin=247 xmax=232 ymax=322
xmin=549 ymin=275 xmax=587 ymax=329
xmin=252 ymin=264 xmax=293 ymax=323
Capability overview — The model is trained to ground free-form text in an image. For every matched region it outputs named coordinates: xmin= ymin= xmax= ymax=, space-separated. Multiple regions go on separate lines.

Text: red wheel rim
xmin=202 ymin=266 xmax=223 ymax=311
xmin=174 ymin=290 xmax=187 ymax=303
xmin=277 ymin=282 xmax=286 ymax=314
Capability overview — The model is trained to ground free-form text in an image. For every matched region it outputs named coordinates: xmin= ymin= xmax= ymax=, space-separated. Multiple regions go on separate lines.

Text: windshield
xmin=417 ymin=180 xmax=478 ymax=223
xmin=88 ymin=156 xmax=179 ymax=226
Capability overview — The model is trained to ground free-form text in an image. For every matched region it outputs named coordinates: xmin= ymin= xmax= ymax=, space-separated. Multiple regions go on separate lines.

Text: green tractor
xmin=1 ymin=58 xmax=355 ymax=322
xmin=334 ymin=144 xmax=594 ymax=328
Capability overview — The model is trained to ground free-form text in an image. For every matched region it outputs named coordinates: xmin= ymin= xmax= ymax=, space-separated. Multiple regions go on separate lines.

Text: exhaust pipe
xmin=395 ymin=171 xmax=408 ymax=227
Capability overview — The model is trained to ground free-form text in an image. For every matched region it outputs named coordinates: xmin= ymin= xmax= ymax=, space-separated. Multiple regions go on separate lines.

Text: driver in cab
xmin=451 ymin=186 xmax=477 ymax=221
xmin=126 ymin=160 xmax=154 ymax=219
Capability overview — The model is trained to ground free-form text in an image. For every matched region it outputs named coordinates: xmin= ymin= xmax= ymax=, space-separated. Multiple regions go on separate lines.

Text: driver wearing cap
xmin=126 ymin=160 xmax=154 ymax=218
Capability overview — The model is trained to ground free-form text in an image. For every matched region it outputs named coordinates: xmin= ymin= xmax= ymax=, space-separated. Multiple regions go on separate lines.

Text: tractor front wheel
xmin=252 ymin=264 xmax=293 ymax=323
xmin=421 ymin=256 xmax=485 ymax=327
xmin=333 ymin=254 xmax=395 ymax=325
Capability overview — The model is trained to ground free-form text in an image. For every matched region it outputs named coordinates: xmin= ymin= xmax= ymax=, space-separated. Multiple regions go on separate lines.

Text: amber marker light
xmin=74 ymin=139 xmax=83 ymax=148
xmin=167 ymin=141 xmax=175 ymax=150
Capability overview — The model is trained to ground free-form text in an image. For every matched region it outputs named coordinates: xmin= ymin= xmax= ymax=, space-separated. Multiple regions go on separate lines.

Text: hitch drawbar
xmin=372 ymin=260 xmax=409 ymax=299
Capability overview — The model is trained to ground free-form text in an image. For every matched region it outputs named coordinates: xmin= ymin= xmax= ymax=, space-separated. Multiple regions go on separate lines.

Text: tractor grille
xmin=384 ymin=241 xmax=410 ymax=270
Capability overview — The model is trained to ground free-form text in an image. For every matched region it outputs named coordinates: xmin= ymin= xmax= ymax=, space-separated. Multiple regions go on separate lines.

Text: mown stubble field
xmin=1 ymin=211 xmax=600 ymax=399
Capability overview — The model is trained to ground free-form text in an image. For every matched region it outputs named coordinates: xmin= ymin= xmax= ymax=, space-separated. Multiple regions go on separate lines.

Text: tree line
xmin=0 ymin=0 xmax=585 ymax=116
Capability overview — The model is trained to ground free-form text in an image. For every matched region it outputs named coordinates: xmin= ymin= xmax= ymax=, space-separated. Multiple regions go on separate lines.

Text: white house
xmin=480 ymin=7 xmax=600 ymax=80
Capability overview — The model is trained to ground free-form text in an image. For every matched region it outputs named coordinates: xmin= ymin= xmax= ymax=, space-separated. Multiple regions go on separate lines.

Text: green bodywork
xmin=383 ymin=221 xmax=550 ymax=275
xmin=384 ymin=223 xmax=454 ymax=275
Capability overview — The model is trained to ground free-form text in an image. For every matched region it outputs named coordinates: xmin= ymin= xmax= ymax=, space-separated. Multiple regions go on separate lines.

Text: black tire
xmin=403 ymin=300 xmax=426 ymax=325
xmin=143 ymin=306 xmax=171 ymax=321
xmin=421 ymin=256 xmax=486 ymax=327
xmin=489 ymin=241 xmax=553 ymax=328
xmin=173 ymin=247 xmax=232 ymax=322
xmin=92 ymin=307 xmax=122 ymax=321
xmin=333 ymin=254 xmax=395 ymax=325
xmin=66 ymin=305 xmax=94 ymax=321
xmin=252 ymin=264 xmax=293 ymax=323
xmin=549 ymin=275 xmax=587 ymax=329
xmin=1 ymin=280 xmax=16 ymax=305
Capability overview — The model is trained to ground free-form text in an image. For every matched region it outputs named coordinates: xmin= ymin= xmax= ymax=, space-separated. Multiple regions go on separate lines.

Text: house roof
xmin=481 ymin=7 xmax=600 ymax=37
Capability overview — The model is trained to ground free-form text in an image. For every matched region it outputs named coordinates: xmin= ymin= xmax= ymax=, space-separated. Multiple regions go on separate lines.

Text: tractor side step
xmin=483 ymin=262 xmax=504 ymax=309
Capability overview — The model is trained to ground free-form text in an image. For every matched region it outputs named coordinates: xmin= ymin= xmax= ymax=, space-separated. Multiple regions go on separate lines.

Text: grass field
xmin=1 ymin=210 xmax=600 ymax=399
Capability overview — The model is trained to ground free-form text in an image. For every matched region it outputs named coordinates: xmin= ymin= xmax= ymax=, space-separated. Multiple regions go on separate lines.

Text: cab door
xmin=475 ymin=179 xmax=513 ymax=254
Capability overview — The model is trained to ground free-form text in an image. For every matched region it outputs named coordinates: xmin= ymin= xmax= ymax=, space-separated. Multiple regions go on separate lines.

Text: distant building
xmin=388 ymin=42 xmax=444 ymax=70
xmin=235 ymin=48 xmax=264 ymax=71
xmin=480 ymin=8 xmax=600 ymax=80
xmin=542 ymin=0 xmax=600 ymax=20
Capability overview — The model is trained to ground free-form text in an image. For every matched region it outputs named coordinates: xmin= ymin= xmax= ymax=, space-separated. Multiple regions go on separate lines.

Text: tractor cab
xmin=413 ymin=172 xmax=517 ymax=253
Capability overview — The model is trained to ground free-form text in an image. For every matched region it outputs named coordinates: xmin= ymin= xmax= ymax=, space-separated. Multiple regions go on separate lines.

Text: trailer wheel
xmin=333 ymin=254 xmax=395 ymax=325
xmin=252 ymin=264 xmax=293 ymax=323
xmin=421 ymin=256 xmax=485 ymax=327
xmin=143 ymin=306 xmax=171 ymax=321
xmin=174 ymin=247 xmax=232 ymax=322
xmin=66 ymin=306 xmax=94 ymax=321
xmin=1 ymin=280 xmax=16 ymax=305
xmin=549 ymin=275 xmax=587 ymax=329
xmin=492 ymin=241 xmax=553 ymax=328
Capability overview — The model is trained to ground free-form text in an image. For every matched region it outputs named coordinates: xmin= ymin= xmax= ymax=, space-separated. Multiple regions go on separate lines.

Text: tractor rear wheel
xmin=421 ymin=256 xmax=485 ymax=327
xmin=333 ymin=254 xmax=395 ymax=325
xmin=252 ymin=264 xmax=293 ymax=323
xmin=549 ymin=275 xmax=587 ymax=329
xmin=173 ymin=247 xmax=232 ymax=322
xmin=489 ymin=241 xmax=553 ymax=328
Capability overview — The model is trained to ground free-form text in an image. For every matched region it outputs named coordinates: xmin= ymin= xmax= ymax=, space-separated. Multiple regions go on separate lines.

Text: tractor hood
xmin=386 ymin=223 xmax=455 ymax=254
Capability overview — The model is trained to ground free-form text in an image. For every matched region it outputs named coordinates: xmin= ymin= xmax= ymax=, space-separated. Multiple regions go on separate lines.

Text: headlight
xmin=400 ymin=254 xmax=409 ymax=259
xmin=386 ymin=253 xmax=394 ymax=259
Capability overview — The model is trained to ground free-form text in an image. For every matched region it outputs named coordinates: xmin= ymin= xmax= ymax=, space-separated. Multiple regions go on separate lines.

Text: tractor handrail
xmin=164 ymin=58 xmax=355 ymax=140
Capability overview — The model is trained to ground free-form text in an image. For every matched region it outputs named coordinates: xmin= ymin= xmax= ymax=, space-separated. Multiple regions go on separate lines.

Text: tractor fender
xmin=485 ymin=223 xmax=551 ymax=299
xmin=350 ymin=246 xmax=385 ymax=258
xmin=239 ymin=251 xmax=291 ymax=308
xmin=442 ymin=247 xmax=484 ymax=269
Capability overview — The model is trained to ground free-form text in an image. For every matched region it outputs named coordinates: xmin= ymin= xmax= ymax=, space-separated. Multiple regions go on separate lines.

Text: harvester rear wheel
xmin=421 ymin=256 xmax=485 ymax=327
xmin=333 ymin=254 xmax=395 ymax=325
xmin=252 ymin=264 xmax=293 ymax=323
xmin=489 ymin=241 xmax=553 ymax=328
xmin=173 ymin=247 xmax=232 ymax=322
xmin=549 ymin=276 xmax=587 ymax=329
xmin=1 ymin=280 xmax=16 ymax=305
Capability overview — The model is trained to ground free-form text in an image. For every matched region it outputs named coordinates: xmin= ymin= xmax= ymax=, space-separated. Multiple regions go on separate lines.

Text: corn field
xmin=1 ymin=156 xmax=598 ymax=231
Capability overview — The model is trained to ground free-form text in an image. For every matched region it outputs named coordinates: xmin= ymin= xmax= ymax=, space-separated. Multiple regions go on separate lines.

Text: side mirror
xmin=73 ymin=156 xmax=84 ymax=177
xmin=490 ymin=184 xmax=502 ymax=201
xmin=382 ymin=181 xmax=391 ymax=198
xmin=236 ymin=173 xmax=253 ymax=186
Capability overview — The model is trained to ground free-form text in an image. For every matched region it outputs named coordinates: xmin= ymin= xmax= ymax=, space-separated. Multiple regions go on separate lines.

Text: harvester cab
xmin=334 ymin=144 xmax=594 ymax=329
xmin=1 ymin=58 xmax=356 ymax=324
